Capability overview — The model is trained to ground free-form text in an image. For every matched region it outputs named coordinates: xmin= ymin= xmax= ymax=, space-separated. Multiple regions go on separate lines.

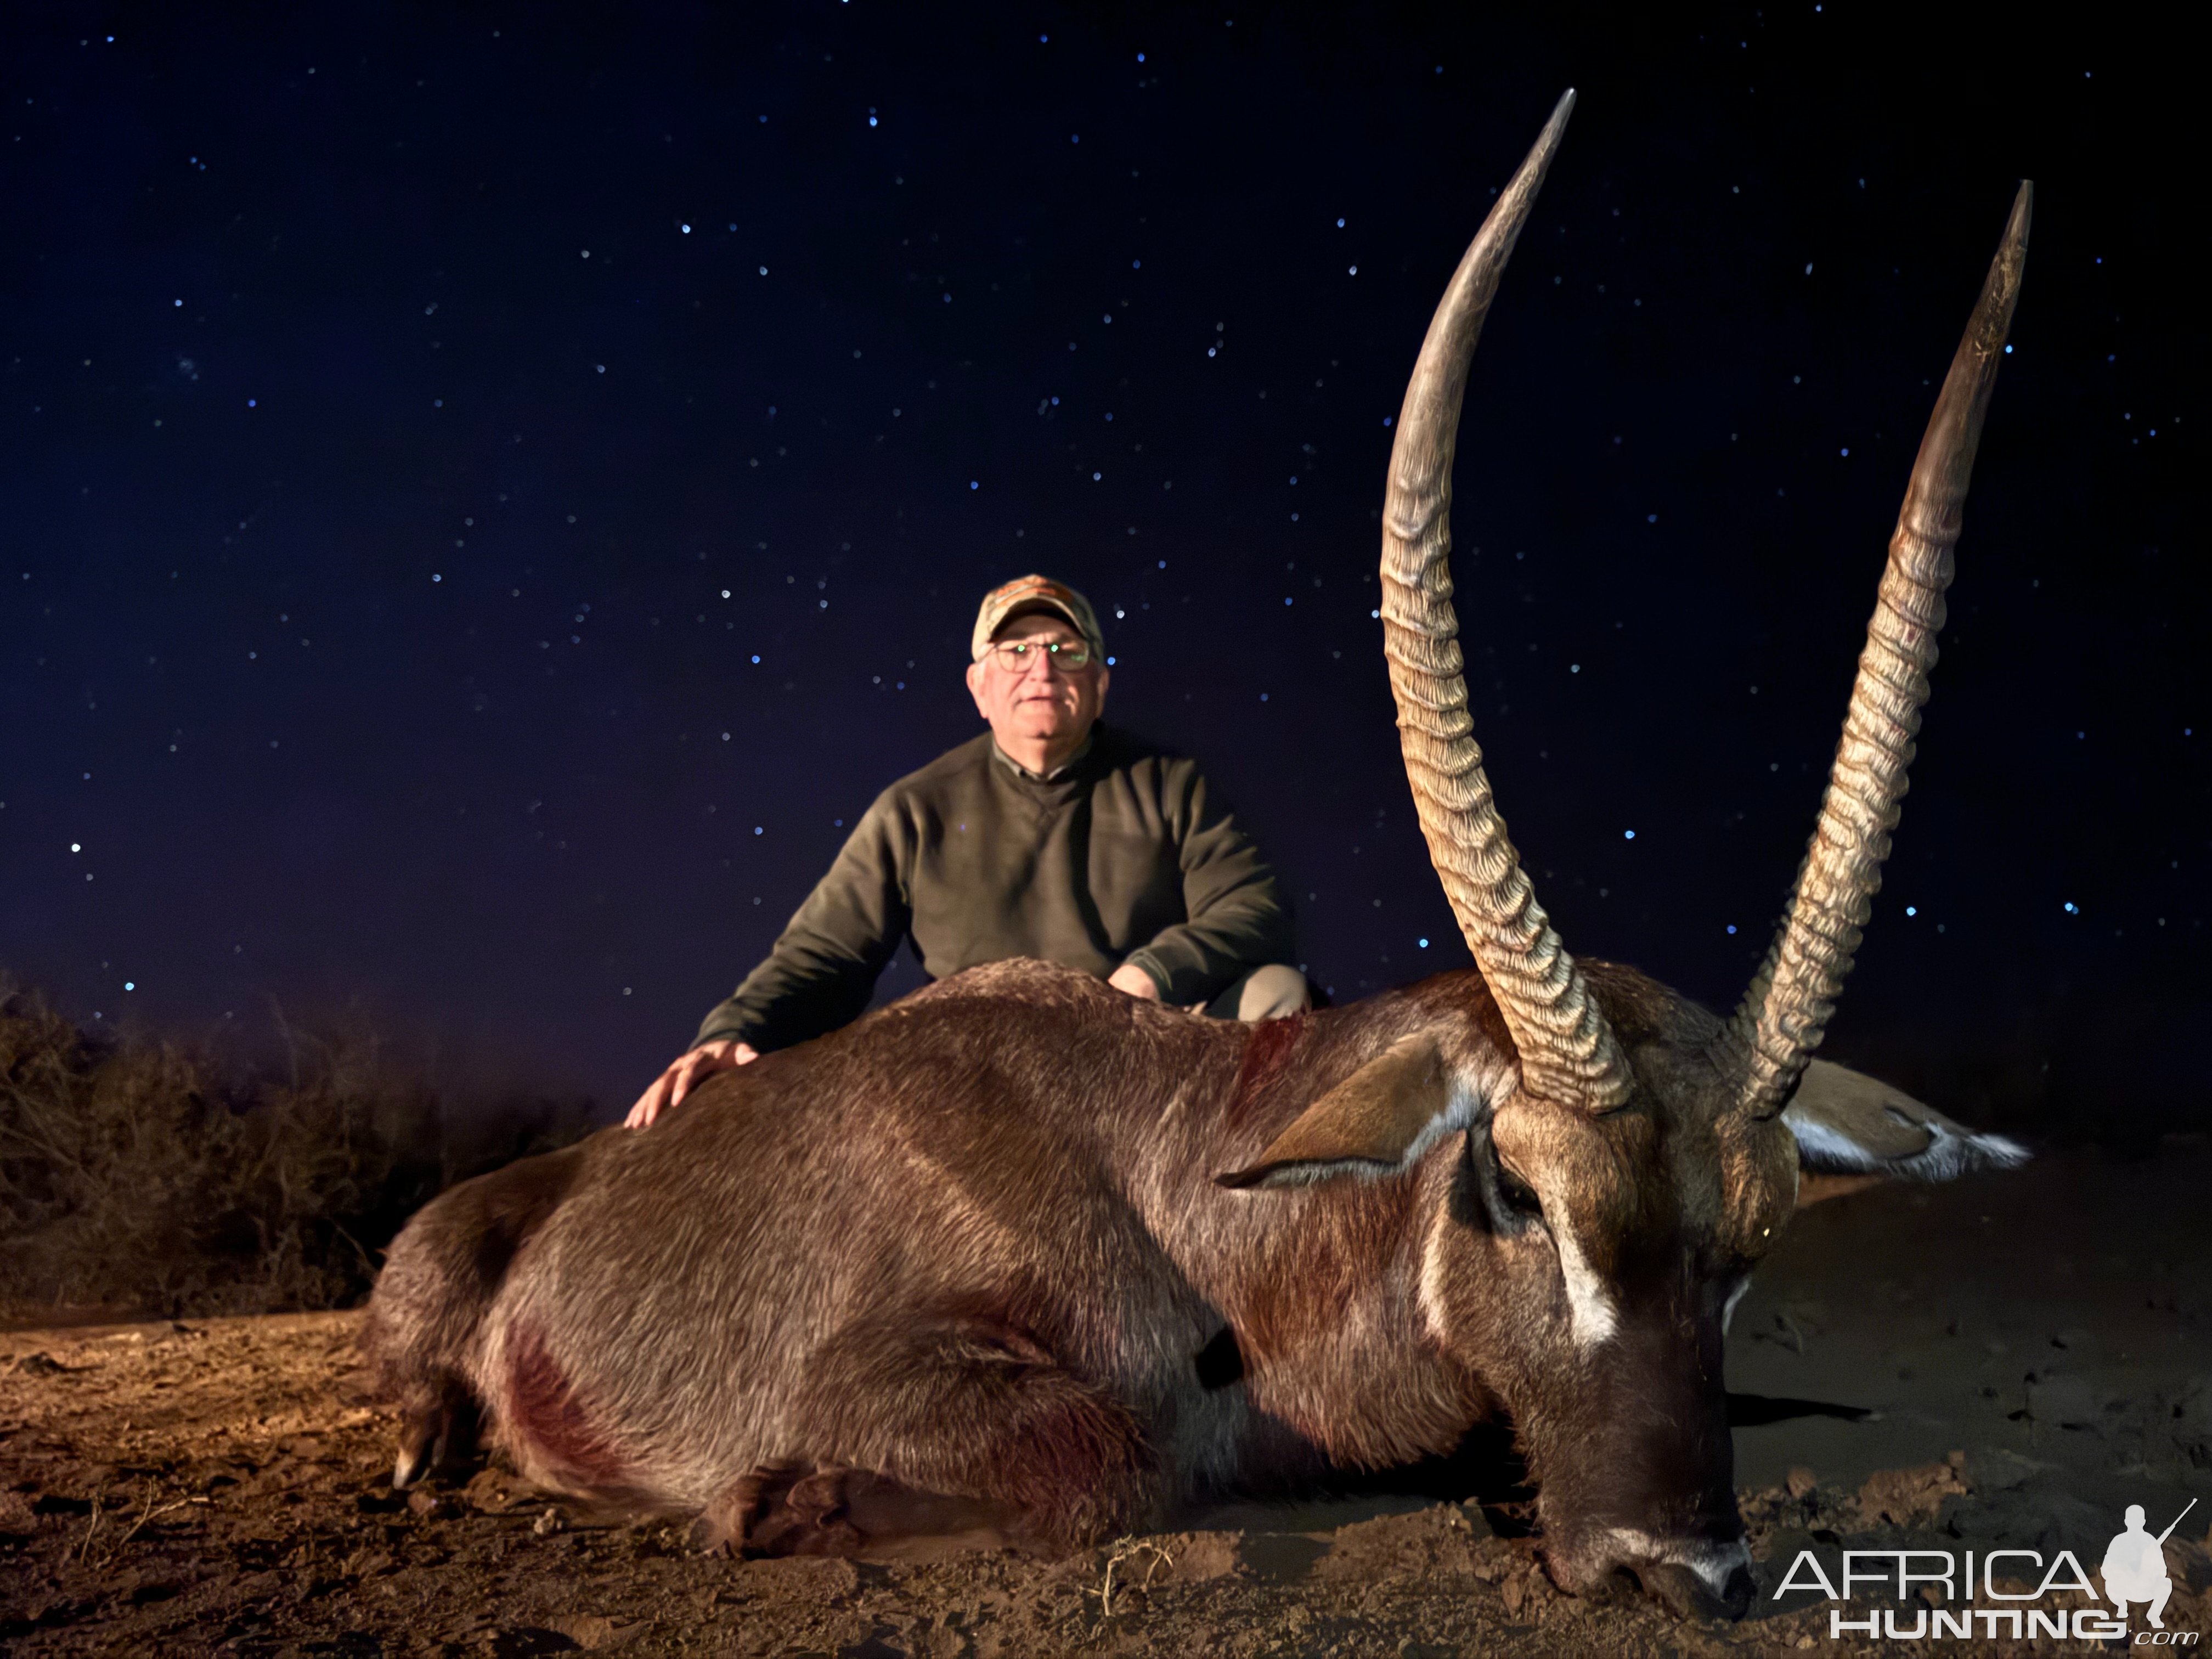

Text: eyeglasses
xmin=986 ymin=639 xmax=1094 ymax=673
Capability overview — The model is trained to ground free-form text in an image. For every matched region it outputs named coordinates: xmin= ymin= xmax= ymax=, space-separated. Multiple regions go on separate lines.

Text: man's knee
xmin=1205 ymin=963 xmax=1311 ymax=1022
xmin=1239 ymin=963 xmax=1311 ymax=1021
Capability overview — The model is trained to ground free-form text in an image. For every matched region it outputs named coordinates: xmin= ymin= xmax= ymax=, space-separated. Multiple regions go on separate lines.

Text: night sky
xmin=3 ymin=5 xmax=2200 ymax=1137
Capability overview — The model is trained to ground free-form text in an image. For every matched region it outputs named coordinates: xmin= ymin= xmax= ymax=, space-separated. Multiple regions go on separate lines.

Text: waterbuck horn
xmin=1733 ymin=182 xmax=2033 ymax=1119
xmin=1381 ymin=89 xmax=1632 ymax=1113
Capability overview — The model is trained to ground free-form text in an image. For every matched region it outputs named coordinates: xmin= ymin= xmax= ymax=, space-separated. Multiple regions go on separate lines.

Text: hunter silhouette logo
xmin=2104 ymin=1500 xmax=2196 ymax=1632
xmin=1773 ymin=1494 xmax=2202 ymax=1643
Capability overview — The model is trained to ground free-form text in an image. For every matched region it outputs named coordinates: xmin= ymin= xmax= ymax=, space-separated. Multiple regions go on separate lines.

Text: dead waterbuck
xmin=363 ymin=92 xmax=2029 ymax=1619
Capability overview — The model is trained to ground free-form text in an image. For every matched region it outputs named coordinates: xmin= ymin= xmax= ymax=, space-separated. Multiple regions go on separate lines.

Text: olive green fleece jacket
xmin=693 ymin=726 xmax=1295 ymax=1053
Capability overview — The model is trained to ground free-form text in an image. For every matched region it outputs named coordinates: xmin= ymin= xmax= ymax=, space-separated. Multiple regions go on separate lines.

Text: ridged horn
xmin=1381 ymin=90 xmax=1632 ymax=1113
xmin=1734 ymin=182 xmax=2033 ymax=1118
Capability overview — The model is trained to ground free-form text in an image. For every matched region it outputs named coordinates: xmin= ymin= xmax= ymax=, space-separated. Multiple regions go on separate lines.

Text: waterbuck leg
xmin=699 ymin=1316 xmax=1160 ymax=1556
xmin=392 ymin=1374 xmax=482 ymax=1489
xmin=693 ymin=1462 xmax=1011 ymax=1556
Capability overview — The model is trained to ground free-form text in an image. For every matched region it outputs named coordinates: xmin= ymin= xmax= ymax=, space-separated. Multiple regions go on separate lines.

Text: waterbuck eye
xmin=1496 ymin=1158 xmax=1544 ymax=1218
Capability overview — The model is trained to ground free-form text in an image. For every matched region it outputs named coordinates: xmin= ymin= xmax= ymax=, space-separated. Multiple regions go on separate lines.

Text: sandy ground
xmin=4 ymin=1143 xmax=2209 ymax=1657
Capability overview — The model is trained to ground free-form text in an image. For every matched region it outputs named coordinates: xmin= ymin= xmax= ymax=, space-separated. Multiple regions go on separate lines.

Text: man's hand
xmin=624 ymin=1038 xmax=759 ymax=1128
xmin=1107 ymin=962 xmax=1162 ymax=1002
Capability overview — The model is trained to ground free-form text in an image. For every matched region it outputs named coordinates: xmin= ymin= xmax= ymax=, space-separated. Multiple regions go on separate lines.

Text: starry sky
xmin=3 ymin=4 xmax=2200 ymax=1137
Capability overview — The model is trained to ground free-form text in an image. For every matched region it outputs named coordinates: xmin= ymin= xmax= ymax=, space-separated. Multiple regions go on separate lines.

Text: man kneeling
xmin=629 ymin=574 xmax=1308 ymax=1126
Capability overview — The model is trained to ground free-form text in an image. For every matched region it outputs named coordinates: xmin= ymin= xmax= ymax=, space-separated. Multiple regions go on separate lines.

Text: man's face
xmin=964 ymin=610 xmax=1110 ymax=753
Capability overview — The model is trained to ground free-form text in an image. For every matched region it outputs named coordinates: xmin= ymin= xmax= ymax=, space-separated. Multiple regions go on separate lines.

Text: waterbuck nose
xmin=1632 ymin=1555 xmax=1756 ymax=1622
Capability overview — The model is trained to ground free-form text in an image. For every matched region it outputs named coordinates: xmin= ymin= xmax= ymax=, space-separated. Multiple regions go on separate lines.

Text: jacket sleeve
xmin=1122 ymin=760 xmax=1296 ymax=1006
xmin=692 ymin=791 xmax=913 ymax=1053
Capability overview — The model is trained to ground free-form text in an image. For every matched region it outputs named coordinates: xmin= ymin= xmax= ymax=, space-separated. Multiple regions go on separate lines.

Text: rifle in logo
xmin=2104 ymin=1498 xmax=2197 ymax=1632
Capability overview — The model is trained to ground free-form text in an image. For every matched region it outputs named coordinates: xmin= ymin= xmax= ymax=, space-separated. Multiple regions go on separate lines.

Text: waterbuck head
xmin=1220 ymin=92 xmax=2030 ymax=1618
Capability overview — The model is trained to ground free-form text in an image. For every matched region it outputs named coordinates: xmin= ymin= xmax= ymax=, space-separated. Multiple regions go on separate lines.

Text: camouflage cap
xmin=970 ymin=574 xmax=1106 ymax=662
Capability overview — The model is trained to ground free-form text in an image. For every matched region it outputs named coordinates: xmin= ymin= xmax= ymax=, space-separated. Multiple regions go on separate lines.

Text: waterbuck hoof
xmin=392 ymin=1396 xmax=482 ymax=1491
xmin=392 ymin=1426 xmax=436 ymax=1490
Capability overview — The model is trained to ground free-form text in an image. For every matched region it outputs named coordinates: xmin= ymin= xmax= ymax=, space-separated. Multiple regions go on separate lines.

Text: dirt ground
xmin=5 ymin=1142 xmax=2209 ymax=1657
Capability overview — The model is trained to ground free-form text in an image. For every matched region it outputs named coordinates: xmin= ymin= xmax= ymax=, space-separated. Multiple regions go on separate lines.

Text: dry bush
xmin=0 ymin=981 xmax=588 ymax=1319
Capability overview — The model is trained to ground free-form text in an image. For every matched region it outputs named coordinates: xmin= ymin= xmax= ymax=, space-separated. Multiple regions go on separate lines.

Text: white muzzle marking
xmin=1602 ymin=1528 xmax=1752 ymax=1595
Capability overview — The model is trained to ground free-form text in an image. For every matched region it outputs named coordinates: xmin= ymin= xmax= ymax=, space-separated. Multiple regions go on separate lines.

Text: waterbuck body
xmin=365 ymin=93 xmax=2032 ymax=1619
xmin=370 ymin=962 xmax=1737 ymax=1592
xmin=366 ymin=956 xmax=2015 ymax=1614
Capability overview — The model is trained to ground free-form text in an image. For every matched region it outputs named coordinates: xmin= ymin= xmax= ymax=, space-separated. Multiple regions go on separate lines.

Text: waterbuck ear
xmin=1214 ymin=1034 xmax=1468 ymax=1190
xmin=1784 ymin=1058 xmax=2028 ymax=1204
